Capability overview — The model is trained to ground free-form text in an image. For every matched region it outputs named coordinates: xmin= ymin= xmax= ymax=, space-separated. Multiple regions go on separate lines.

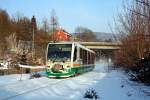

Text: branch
xmin=136 ymin=0 xmax=150 ymax=7
xmin=128 ymin=8 xmax=150 ymax=18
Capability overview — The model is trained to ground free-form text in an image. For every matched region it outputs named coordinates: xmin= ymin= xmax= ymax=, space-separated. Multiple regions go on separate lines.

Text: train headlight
xmin=67 ymin=59 xmax=70 ymax=62
xmin=47 ymin=66 xmax=51 ymax=68
xmin=66 ymin=66 xmax=70 ymax=68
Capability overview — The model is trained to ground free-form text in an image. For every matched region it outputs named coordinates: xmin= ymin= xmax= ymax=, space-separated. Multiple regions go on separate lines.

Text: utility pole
xmin=31 ymin=16 xmax=36 ymax=61
xmin=32 ymin=24 xmax=35 ymax=60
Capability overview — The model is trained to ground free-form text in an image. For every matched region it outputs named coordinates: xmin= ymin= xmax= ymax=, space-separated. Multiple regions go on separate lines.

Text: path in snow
xmin=0 ymin=59 xmax=150 ymax=100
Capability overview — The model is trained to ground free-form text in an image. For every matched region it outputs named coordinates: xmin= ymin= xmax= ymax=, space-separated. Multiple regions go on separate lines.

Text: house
xmin=51 ymin=28 xmax=72 ymax=41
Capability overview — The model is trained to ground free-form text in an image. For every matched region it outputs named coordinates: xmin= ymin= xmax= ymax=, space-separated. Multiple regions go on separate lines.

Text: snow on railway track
xmin=0 ymin=60 xmax=150 ymax=100
xmin=0 ymin=69 xmax=105 ymax=100
xmin=0 ymin=74 xmax=30 ymax=87
xmin=0 ymin=78 xmax=64 ymax=100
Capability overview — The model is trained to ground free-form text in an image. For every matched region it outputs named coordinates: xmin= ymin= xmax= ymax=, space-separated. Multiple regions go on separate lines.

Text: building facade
xmin=52 ymin=28 xmax=72 ymax=41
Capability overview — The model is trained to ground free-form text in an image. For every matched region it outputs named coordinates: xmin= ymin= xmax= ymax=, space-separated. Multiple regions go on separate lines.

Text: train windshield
xmin=47 ymin=44 xmax=72 ymax=62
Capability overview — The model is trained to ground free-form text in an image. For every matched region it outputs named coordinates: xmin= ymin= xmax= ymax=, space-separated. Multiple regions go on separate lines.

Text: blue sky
xmin=0 ymin=0 xmax=122 ymax=33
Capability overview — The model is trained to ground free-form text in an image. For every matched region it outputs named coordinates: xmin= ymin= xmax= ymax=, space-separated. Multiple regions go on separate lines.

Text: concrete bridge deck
xmin=80 ymin=42 xmax=121 ymax=50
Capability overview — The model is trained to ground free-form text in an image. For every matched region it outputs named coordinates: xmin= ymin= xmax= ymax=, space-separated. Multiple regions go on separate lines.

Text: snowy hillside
xmin=0 ymin=60 xmax=150 ymax=100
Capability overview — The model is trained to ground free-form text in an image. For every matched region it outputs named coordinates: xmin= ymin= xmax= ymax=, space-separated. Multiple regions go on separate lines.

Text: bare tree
xmin=42 ymin=17 xmax=50 ymax=34
xmin=6 ymin=33 xmax=18 ymax=53
xmin=114 ymin=0 xmax=150 ymax=83
xmin=50 ymin=9 xmax=59 ymax=41
xmin=0 ymin=9 xmax=12 ymax=59
xmin=75 ymin=26 xmax=97 ymax=42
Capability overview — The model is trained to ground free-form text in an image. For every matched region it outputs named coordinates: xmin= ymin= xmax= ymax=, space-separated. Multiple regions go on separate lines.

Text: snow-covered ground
xmin=0 ymin=59 xmax=150 ymax=100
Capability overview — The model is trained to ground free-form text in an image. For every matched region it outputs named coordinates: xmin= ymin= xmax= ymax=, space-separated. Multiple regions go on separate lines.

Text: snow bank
xmin=0 ymin=59 xmax=149 ymax=100
xmin=18 ymin=64 xmax=45 ymax=69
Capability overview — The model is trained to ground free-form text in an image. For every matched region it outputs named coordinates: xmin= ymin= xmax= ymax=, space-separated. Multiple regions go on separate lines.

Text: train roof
xmin=48 ymin=41 xmax=95 ymax=54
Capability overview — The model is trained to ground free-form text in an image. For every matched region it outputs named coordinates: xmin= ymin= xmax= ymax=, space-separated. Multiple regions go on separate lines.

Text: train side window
xmin=80 ymin=48 xmax=83 ymax=60
xmin=86 ymin=51 xmax=88 ymax=64
xmin=73 ymin=47 xmax=77 ymax=61
xmin=85 ymin=51 xmax=88 ymax=64
xmin=82 ymin=50 xmax=85 ymax=64
xmin=88 ymin=52 xmax=91 ymax=64
xmin=91 ymin=53 xmax=95 ymax=63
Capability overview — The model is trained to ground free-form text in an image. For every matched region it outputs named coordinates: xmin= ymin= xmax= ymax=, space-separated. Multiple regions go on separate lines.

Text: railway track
xmin=0 ymin=78 xmax=64 ymax=100
xmin=0 ymin=68 xmax=103 ymax=100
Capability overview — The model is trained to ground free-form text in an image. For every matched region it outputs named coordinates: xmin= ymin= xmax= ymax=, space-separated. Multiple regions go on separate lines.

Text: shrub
xmin=30 ymin=73 xmax=41 ymax=79
xmin=84 ymin=88 xmax=99 ymax=99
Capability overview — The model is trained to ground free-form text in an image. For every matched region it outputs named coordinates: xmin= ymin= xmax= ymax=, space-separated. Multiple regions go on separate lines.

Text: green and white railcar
xmin=46 ymin=42 xmax=95 ymax=78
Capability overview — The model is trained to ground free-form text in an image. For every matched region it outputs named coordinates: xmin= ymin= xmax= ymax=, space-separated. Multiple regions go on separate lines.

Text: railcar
xmin=46 ymin=42 xmax=95 ymax=78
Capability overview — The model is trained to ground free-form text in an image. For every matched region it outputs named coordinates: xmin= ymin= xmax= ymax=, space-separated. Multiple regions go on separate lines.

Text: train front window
xmin=47 ymin=44 xmax=72 ymax=62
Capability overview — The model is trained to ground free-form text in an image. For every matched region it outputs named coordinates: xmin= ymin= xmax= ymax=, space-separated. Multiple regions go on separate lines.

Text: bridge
xmin=80 ymin=42 xmax=121 ymax=50
xmin=79 ymin=41 xmax=121 ymax=59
